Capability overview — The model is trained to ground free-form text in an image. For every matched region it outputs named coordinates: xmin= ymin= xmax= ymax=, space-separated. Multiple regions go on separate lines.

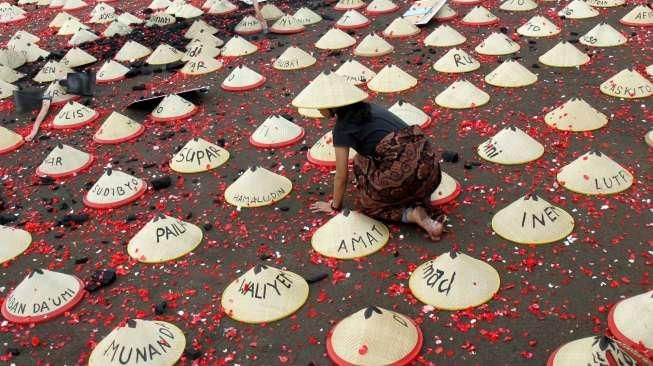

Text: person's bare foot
xmin=408 ymin=207 xmax=443 ymax=241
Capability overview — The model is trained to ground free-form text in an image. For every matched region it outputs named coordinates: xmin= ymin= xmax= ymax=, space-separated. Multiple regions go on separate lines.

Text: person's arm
xmin=25 ymin=99 xmax=51 ymax=142
xmin=252 ymin=0 xmax=268 ymax=32
xmin=331 ymin=146 xmax=350 ymax=210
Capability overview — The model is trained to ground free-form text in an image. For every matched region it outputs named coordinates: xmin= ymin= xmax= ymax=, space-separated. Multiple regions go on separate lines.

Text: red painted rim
xmin=452 ymin=0 xmax=482 ymax=4
xmin=93 ymin=124 xmax=145 ymax=144
xmin=546 ymin=344 xmax=561 ymax=366
xmin=307 ymin=151 xmax=354 ymax=167
xmin=383 ymin=30 xmax=421 ymax=38
xmin=366 ymin=6 xmax=400 ymax=15
xmin=51 ymin=95 xmax=80 ymax=106
xmin=1 ymin=277 xmax=86 ymax=324
xmin=0 ymin=139 xmax=25 ymax=155
xmin=236 ymin=28 xmax=263 ymax=36
xmin=51 ymin=110 xmax=100 ymax=130
xmin=96 ymin=75 xmax=126 ymax=84
xmin=207 ymin=8 xmax=237 ymax=15
xmin=36 ymin=154 xmax=94 ymax=178
xmin=419 ymin=116 xmax=432 ymax=129
xmin=0 ymin=16 xmax=26 ymax=24
xmin=326 ymin=316 xmax=424 ymax=366
xmin=461 ymin=19 xmax=499 ymax=26
xmin=249 ymin=128 xmax=305 ymax=149
xmin=336 ymin=20 xmax=371 ymax=30
xmin=49 ymin=4 xmax=63 ymax=8
xmin=270 ymin=27 xmax=305 ymax=34
xmin=83 ymin=182 xmax=146 ymax=209
xmin=608 ymin=301 xmax=653 ymax=353
xmin=619 ymin=20 xmax=653 ymax=27
xmin=430 ymin=181 xmax=462 ymax=206
xmin=354 ymin=48 xmax=394 ymax=57
xmin=435 ymin=13 xmax=458 ymax=21
xmin=151 ymin=106 xmax=198 ymax=122
xmin=63 ymin=4 xmax=88 ymax=11
xmin=334 ymin=4 xmax=366 ymax=10
xmin=221 ymin=76 xmax=266 ymax=91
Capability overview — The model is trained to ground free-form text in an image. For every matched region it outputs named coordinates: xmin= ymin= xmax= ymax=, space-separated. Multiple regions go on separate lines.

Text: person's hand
xmin=24 ymin=131 xmax=36 ymax=142
xmin=310 ymin=200 xmax=335 ymax=214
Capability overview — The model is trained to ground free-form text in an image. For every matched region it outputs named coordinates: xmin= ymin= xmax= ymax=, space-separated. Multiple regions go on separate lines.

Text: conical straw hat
xmin=547 ymin=336 xmax=641 ymax=366
xmin=424 ymin=24 xmax=466 ymax=47
xmin=580 ymin=22 xmax=627 ymax=47
xmin=0 ymin=225 xmax=31 ymax=263
xmin=271 ymin=14 xmax=305 ymax=33
xmin=388 ymin=100 xmax=431 ymax=128
xmin=57 ymin=18 xmax=89 ymax=35
xmin=315 ymin=28 xmax=357 ymax=50
xmin=8 ymin=40 xmax=49 ymax=63
xmin=273 ymin=46 xmax=316 ymax=70
xmin=478 ymin=126 xmax=543 ymax=164
xmin=485 ymin=59 xmax=537 ymax=87
xmin=308 ymin=130 xmax=357 ymax=166
xmin=188 ymin=31 xmax=224 ymax=48
xmin=558 ymin=0 xmax=599 ymax=19
xmin=312 ymin=209 xmax=388 ymax=259
xmin=235 ymin=15 xmax=263 ymax=35
xmin=250 ymin=115 xmax=305 ymax=148
xmin=586 ymin=0 xmax=624 ymax=7
xmin=0 ymin=48 xmax=26 ymax=70
xmin=182 ymin=39 xmax=220 ymax=61
xmin=181 ymin=56 xmax=223 ymax=75
xmin=145 ymin=11 xmax=176 ymax=27
xmin=52 ymin=100 xmax=99 ymax=129
xmin=334 ymin=0 xmax=366 ymax=10
xmin=10 ymin=30 xmax=39 ymax=44
xmin=608 ymin=290 xmax=653 ymax=352
xmin=620 ymin=5 xmax=653 ymax=26
xmin=84 ymin=169 xmax=146 ymax=208
xmin=1 ymin=269 xmax=84 ymax=323
xmin=163 ymin=0 xmax=185 ymax=14
xmin=221 ymin=65 xmax=265 ymax=91
xmin=646 ymin=130 xmax=653 ymax=147
xmin=336 ymin=9 xmax=370 ymax=29
xmin=492 ymin=194 xmax=574 ymax=244
xmin=0 ymin=64 xmax=24 ymax=83
xmin=557 ymin=151 xmax=633 ymax=195
xmin=293 ymin=7 xmax=322 ymax=25
xmin=435 ymin=4 xmax=457 ymax=20
xmin=260 ymin=3 xmax=284 ymax=20
xmin=500 ymin=0 xmax=537 ymax=11
xmin=114 ymin=40 xmax=152 ymax=61
xmin=94 ymin=111 xmax=144 ymax=144
xmin=430 ymin=171 xmax=461 ymax=205
xmin=33 ymin=61 xmax=73 ymax=83
xmin=36 ymin=143 xmax=93 ymax=177
xmin=647 ymin=64 xmax=653 ymax=77
xmin=97 ymin=60 xmax=130 ymax=83
xmin=545 ymin=98 xmax=607 ymax=131
xmin=175 ymin=4 xmax=203 ymax=19
xmin=116 ymin=12 xmax=143 ymax=25
xmin=0 ymin=7 xmax=24 ymax=24
xmin=327 ymin=307 xmax=422 ymax=365
xmin=435 ymin=80 xmax=490 ymax=109
xmin=335 ymin=59 xmax=376 ymax=85
xmin=128 ymin=215 xmax=203 ymax=262
xmin=60 ymin=47 xmax=97 ymax=68
xmin=354 ymin=32 xmax=394 ymax=57
xmin=292 ymin=71 xmax=368 ymax=109
xmin=207 ymin=0 xmax=237 ymax=15
xmin=0 ymin=79 xmax=17 ymax=100
xmin=50 ymin=0 xmax=66 ymax=8
xmin=517 ymin=16 xmax=561 ymax=37
xmin=221 ymin=35 xmax=258 ymax=57
xmin=151 ymin=94 xmax=197 ymax=121
xmin=224 ymin=166 xmax=292 ymax=207
xmin=298 ymin=108 xmax=324 ymax=118
xmin=367 ymin=64 xmax=417 ymax=93
xmin=475 ymin=32 xmax=520 ymax=55
xmin=90 ymin=9 xmax=116 ymax=23
xmin=185 ymin=19 xmax=216 ymax=39
xmin=462 ymin=6 xmax=499 ymax=25
xmin=538 ymin=41 xmax=589 ymax=67
xmin=382 ymin=17 xmax=420 ymax=38
xmin=146 ymin=43 xmax=182 ymax=65
xmin=170 ymin=137 xmax=229 ymax=173
xmin=221 ymin=264 xmax=309 ymax=323
xmin=49 ymin=12 xmax=78 ymax=28
xmin=366 ymin=0 xmax=398 ymax=14
xmin=62 ymin=0 xmax=87 ymax=11
xmin=147 ymin=0 xmax=171 ymax=10
xmin=89 ymin=2 xmax=113 ymax=17
xmin=0 ymin=125 xmax=23 ymax=154
xmin=433 ymin=48 xmax=480 ymax=73
xmin=103 ymin=20 xmax=132 ymax=37
xmin=89 ymin=320 xmax=186 ymax=365
xmin=600 ymin=69 xmax=653 ymax=99
xmin=409 ymin=251 xmax=499 ymax=310
xmin=68 ymin=29 xmax=99 ymax=46
xmin=44 ymin=81 xmax=76 ymax=104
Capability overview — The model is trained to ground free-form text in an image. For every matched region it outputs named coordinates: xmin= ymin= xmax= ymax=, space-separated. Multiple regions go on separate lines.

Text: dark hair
xmin=333 ymin=102 xmax=371 ymax=125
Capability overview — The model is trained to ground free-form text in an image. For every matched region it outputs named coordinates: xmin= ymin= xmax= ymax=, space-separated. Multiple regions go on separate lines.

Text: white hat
xmin=147 ymin=0 xmax=171 ymax=10
xmin=646 ymin=130 xmax=653 ymax=147
xmin=146 ymin=43 xmax=183 ymax=65
xmin=500 ymin=0 xmax=537 ymax=11
xmin=60 ymin=47 xmax=97 ymax=68
xmin=435 ymin=80 xmax=490 ymax=109
xmin=44 ymin=81 xmax=76 ymax=104
xmin=0 ymin=125 xmax=23 ymax=154
xmin=298 ymin=108 xmax=325 ymax=118
xmin=336 ymin=9 xmax=370 ymax=29
xmin=558 ymin=0 xmax=599 ymax=19
xmin=334 ymin=0 xmax=366 ymax=10
xmin=273 ymin=46 xmax=316 ymax=70
xmin=434 ymin=4 xmax=457 ymax=21
xmin=608 ymin=290 xmax=653 ymax=352
xmin=388 ymin=100 xmax=431 ymax=128
xmin=354 ymin=32 xmax=394 ymax=57
xmin=235 ymin=15 xmax=263 ymax=35
xmin=557 ymin=151 xmax=633 ymax=195
xmin=151 ymin=94 xmax=197 ymax=121
xmin=36 ymin=143 xmax=93 ymax=177
xmin=292 ymin=72 xmax=368 ymax=109
xmin=315 ymin=28 xmax=357 ymax=50
xmin=128 ymin=215 xmax=203 ymax=262
xmin=382 ymin=17 xmax=420 ymax=38
xmin=114 ymin=40 xmax=152 ymax=62
xmin=620 ymin=5 xmax=653 ymax=26
xmin=0 ymin=225 xmax=31 ymax=264
xmin=224 ymin=166 xmax=292 ymax=207
xmin=461 ymin=6 xmax=499 ymax=25
xmin=175 ymin=4 xmax=203 ymax=19
xmin=163 ymin=0 xmax=185 ymax=15
xmin=545 ymin=98 xmax=607 ymax=131
xmin=182 ymin=39 xmax=220 ymax=61
xmin=9 ymin=30 xmax=39 ymax=44
xmin=8 ymin=39 xmax=49 ymax=63
xmin=586 ymin=0 xmax=624 ymax=7
xmin=646 ymin=63 xmax=653 ymax=77
xmin=185 ymin=20 xmax=217 ymax=39
xmin=367 ymin=64 xmax=417 ymax=93
xmin=221 ymin=35 xmax=258 ymax=57
xmin=0 ymin=79 xmax=17 ymax=100
xmin=221 ymin=65 xmax=266 ymax=91
xmin=366 ymin=0 xmax=398 ymax=15
xmin=206 ymin=0 xmax=237 ymax=14
xmin=307 ymin=130 xmax=357 ymax=166
xmin=97 ymin=60 xmax=130 ymax=83
xmin=62 ymin=0 xmax=88 ymax=10
xmin=424 ymin=24 xmax=466 ymax=47
xmin=102 ymin=20 xmax=132 ymax=37
xmin=260 ymin=3 xmax=284 ymax=20
xmin=548 ymin=336 xmax=641 ymax=366
xmin=33 ymin=60 xmax=73 ymax=83
xmin=181 ymin=56 xmax=223 ymax=75
xmin=478 ymin=126 xmax=544 ymax=164
xmin=0 ymin=64 xmax=24 ymax=83
xmin=84 ymin=169 xmax=146 ymax=209
xmin=600 ymin=69 xmax=653 ymax=99
xmin=0 ymin=3 xmax=25 ymax=23
xmin=485 ymin=59 xmax=538 ymax=87
xmin=145 ymin=11 xmax=176 ymax=27
xmin=94 ymin=111 xmax=144 ymax=144
xmin=52 ymin=101 xmax=99 ymax=129
xmin=475 ymin=32 xmax=520 ymax=55
xmin=538 ymin=40 xmax=590 ymax=67
xmin=517 ymin=16 xmax=561 ymax=37
xmin=312 ymin=209 xmax=389 ymax=259
xmin=335 ymin=59 xmax=376 ymax=85
xmin=89 ymin=2 xmax=114 ymax=17
xmin=580 ymin=22 xmax=627 ymax=47
xmin=433 ymin=48 xmax=480 ymax=73
xmin=271 ymin=14 xmax=305 ymax=34
xmin=89 ymin=9 xmax=116 ymax=23
xmin=0 ymin=48 xmax=26 ymax=70
xmin=116 ymin=12 xmax=143 ymax=25
xmin=293 ymin=7 xmax=322 ymax=25
xmin=49 ymin=11 xmax=78 ymax=28
xmin=57 ymin=18 xmax=89 ymax=35
xmin=170 ymin=137 xmax=229 ymax=173
xmin=188 ymin=31 xmax=224 ymax=48
xmin=491 ymin=194 xmax=575 ymax=244
xmin=68 ymin=28 xmax=99 ymax=46
xmin=430 ymin=171 xmax=462 ymax=205
xmin=250 ymin=115 xmax=305 ymax=148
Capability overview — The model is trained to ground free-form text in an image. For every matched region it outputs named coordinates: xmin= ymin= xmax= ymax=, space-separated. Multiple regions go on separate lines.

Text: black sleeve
xmin=332 ymin=125 xmax=356 ymax=148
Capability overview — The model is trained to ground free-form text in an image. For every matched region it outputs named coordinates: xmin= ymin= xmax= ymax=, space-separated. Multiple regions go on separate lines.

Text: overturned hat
xmin=586 ymin=0 xmax=624 ymax=7
xmin=620 ymin=5 xmax=653 ymax=26
xmin=580 ymin=23 xmax=627 ymax=47
xmin=539 ymin=40 xmax=590 ymax=67
xmin=435 ymin=4 xmax=457 ymax=21
xmin=293 ymin=7 xmax=322 ymax=25
xmin=44 ymin=81 xmax=76 ymax=104
xmin=52 ymin=101 xmax=99 ymax=129
xmin=33 ymin=61 xmax=73 ymax=83
xmin=151 ymin=94 xmax=197 ymax=121
xmin=485 ymin=59 xmax=537 ymax=88
xmin=608 ymin=290 xmax=653 ymax=353
xmin=366 ymin=0 xmax=398 ymax=14
xmin=0 ymin=225 xmax=31 ymax=263
xmin=433 ymin=48 xmax=480 ymax=73
xmin=273 ymin=46 xmax=316 ymax=70
xmin=367 ymin=64 xmax=417 ymax=93
xmin=327 ymin=307 xmax=422 ymax=365
xmin=221 ymin=65 xmax=265 ymax=91
xmin=1 ymin=269 xmax=84 ymax=323
xmin=271 ymin=14 xmax=305 ymax=33
xmin=170 ymin=137 xmax=229 ymax=173
xmin=334 ymin=0 xmax=366 ymax=10
xmin=36 ymin=143 xmax=93 ymax=177
xmin=0 ymin=79 xmax=16 ymax=100
xmin=94 ymin=111 xmax=144 ymax=144
xmin=60 ymin=47 xmax=97 ymax=68
xmin=96 ymin=60 xmax=129 ymax=83
xmin=424 ymin=25 xmax=466 ymax=47
xmin=312 ymin=209 xmax=388 ymax=259
xmin=517 ymin=16 xmax=561 ymax=37
xmin=547 ymin=336 xmax=641 ymax=366
xmin=478 ymin=126 xmax=543 ymax=164
xmin=475 ymin=32 xmax=520 ymax=55
xmin=500 ymin=0 xmax=537 ymax=11
xmin=292 ymin=71 xmax=368 ymax=109
xmin=430 ymin=171 xmax=462 ymax=205
xmin=250 ymin=115 xmax=305 ymax=148
xmin=388 ymin=100 xmax=431 ymax=128
xmin=84 ymin=169 xmax=146 ymax=208
xmin=146 ymin=43 xmax=183 ymax=65
xmin=558 ymin=0 xmax=599 ymax=19
xmin=103 ymin=20 xmax=132 ymax=37
xmin=600 ymin=69 xmax=653 ymax=99
xmin=492 ymin=194 xmax=574 ymax=244
xmin=145 ymin=11 xmax=175 ymax=27
xmin=221 ymin=35 xmax=258 ymax=57
xmin=0 ymin=64 xmax=23 ymax=83
xmin=207 ymin=0 xmax=237 ymax=14
xmin=221 ymin=264 xmax=309 ymax=323
xmin=462 ymin=6 xmax=499 ymax=25
xmin=89 ymin=320 xmax=186 ymax=365
xmin=335 ymin=59 xmax=376 ymax=85
xmin=336 ymin=9 xmax=370 ymax=29
xmin=435 ymin=80 xmax=490 ymax=109
xmin=0 ymin=125 xmax=23 ymax=154
xmin=181 ymin=56 xmax=223 ymax=75
xmin=409 ymin=251 xmax=499 ymax=310
xmin=114 ymin=40 xmax=152 ymax=62
xmin=49 ymin=11 xmax=78 ymax=27
xmin=315 ymin=28 xmax=357 ymax=50
xmin=382 ymin=17 xmax=420 ymax=38
xmin=128 ymin=215 xmax=203 ymax=262
xmin=557 ymin=151 xmax=633 ymax=195
xmin=224 ymin=166 xmax=292 ymax=207
xmin=260 ymin=3 xmax=284 ymax=20
xmin=235 ymin=15 xmax=263 ymax=35
xmin=354 ymin=33 xmax=394 ymax=57
xmin=545 ymin=98 xmax=607 ymax=131
xmin=308 ymin=130 xmax=357 ymax=166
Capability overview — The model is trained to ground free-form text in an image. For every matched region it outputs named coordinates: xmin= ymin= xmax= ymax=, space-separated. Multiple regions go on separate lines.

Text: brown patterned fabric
xmin=353 ymin=125 xmax=442 ymax=222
